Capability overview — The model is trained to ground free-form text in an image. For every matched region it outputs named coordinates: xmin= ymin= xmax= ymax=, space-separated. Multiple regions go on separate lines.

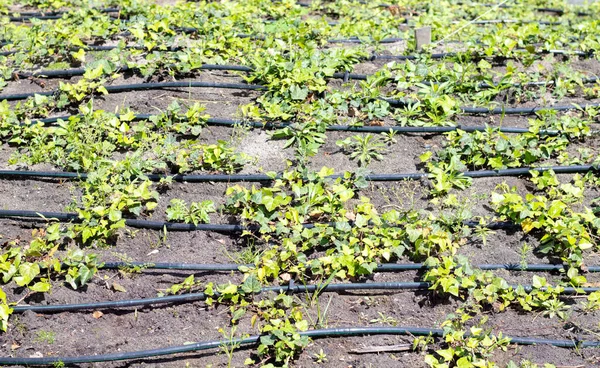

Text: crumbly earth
xmin=1 ymin=5 xmax=600 ymax=368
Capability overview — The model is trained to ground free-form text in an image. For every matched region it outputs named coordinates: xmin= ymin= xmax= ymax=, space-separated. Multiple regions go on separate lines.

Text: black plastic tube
xmin=181 ymin=30 xmax=404 ymax=44
xmin=1 ymin=33 xmax=401 ymax=55
xmin=462 ymin=20 xmax=562 ymax=25
xmin=7 ymin=7 xmax=120 ymax=21
xmin=102 ymin=261 xmax=245 ymax=271
xmin=4 ymin=81 xmax=597 ymax=114
xmin=0 ymin=164 xmax=596 ymax=183
xmin=0 ymin=108 xmax=547 ymax=134
xmin=12 ymin=64 xmax=360 ymax=82
xmin=327 ymin=37 xmax=403 ymax=44
xmin=372 ymin=2 xmax=592 ymax=17
xmin=101 ymin=261 xmax=600 ymax=273
xmin=11 ymin=282 xmax=431 ymax=312
xmin=9 ymin=15 xmax=63 ymax=21
xmin=10 ymin=7 xmax=120 ymax=17
xmin=0 ymin=209 xmax=517 ymax=232
xmin=0 ymin=45 xmax=180 ymax=57
xmin=11 ymin=281 xmax=600 ymax=313
xmin=206 ymin=118 xmax=560 ymax=135
xmin=0 ymin=81 xmax=265 ymax=101
xmin=370 ymin=1 xmax=593 ymax=17
xmin=1 ymin=44 xmax=592 ymax=61
xmin=14 ymin=64 xmax=254 ymax=79
xmin=0 ymin=209 xmax=247 ymax=232
xmin=536 ymin=7 xmax=591 ymax=17
xmin=0 ymin=325 xmax=597 ymax=365
xmin=385 ymin=98 xmax=600 ymax=115
xmin=21 ymin=113 xmax=563 ymax=136
xmin=12 ymin=66 xmax=365 ymax=83
xmin=102 ymin=81 xmax=264 ymax=93
xmin=13 ymin=64 xmax=598 ymax=95
xmin=370 ymin=263 xmax=600 ymax=272
xmin=460 ymin=103 xmax=600 ymax=115
xmin=370 ymin=48 xmax=594 ymax=62
xmin=461 ymin=164 xmax=599 ymax=177
xmin=12 ymin=65 xmax=360 ymax=83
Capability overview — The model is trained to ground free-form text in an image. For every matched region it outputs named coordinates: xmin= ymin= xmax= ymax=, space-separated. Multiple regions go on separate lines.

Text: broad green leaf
xmin=14 ymin=263 xmax=40 ymax=287
xmin=242 ymin=275 xmax=262 ymax=294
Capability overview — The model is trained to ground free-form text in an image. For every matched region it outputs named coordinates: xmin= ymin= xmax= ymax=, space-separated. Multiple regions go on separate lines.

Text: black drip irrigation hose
xmin=348 ymin=1 xmax=594 ymax=17
xmin=102 ymin=261 xmax=246 ymax=271
xmin=460 ymin=19 xmax=563 ymax=25
xmin=178 ymin=30 xmax=405 ymax=44
xmin=15 ymin=64 xmax=254 ymax=79
xmin=8 ymin=14 xmax=64 ymax=21
xmin=327 ymin=37 xmax=403 ymax=44
xmin=12 ymin=63 xmax=599 ymax=95
xmin=206 ymin=117 xmax=564 ymax=135
xmin=0 ymin=164 xmax=596 ymax=183
xmin=383 ymin=98 xmax=600 ymax=115
xmin=20 ymin=113 xmax=565 ymax=136
xmin=101 ymin=261 xmax=600 ymax=273
xmin=9 ymin=65 xmax=361 ymax=87
xmin=459 ymin=102 xmax=600 ymax=115
xmin=6 ymin=7 xmax=121 ymax=21
xmin=10 ymin=64 xmax=370 ymax=84
xmin=536 ymin=7 xmax=591 ymax=17
xmin=0 ymin=209 xmax=517 ymax=232
xmin=0 ymin=33 xmax=402 ymax=58
xmin=0 ymin=81 xmax=265 ymax=101
xmin=0 ymin=44 xmax=184 ymax=57
xmin=0 ymin=209 xmax=247 ymax=232
xmin=370 ymin=48 xmax=594 ymax=62
xmin=10 ymin=281 xmax=600 ymax=313
xmin=0 ymin=326 xmax=597 ymax=365
xmin=9 ymin=7 xmax=120 ymax=17
xmin=3 ymin=82 xmax=599 ymax=115
xmin=10 ymin=282 xmax=431 ymax=312
xmin=1 ymin=41 xmax=593 ymax=60
xmin=11 ymin=64 xmax=367 ymax=82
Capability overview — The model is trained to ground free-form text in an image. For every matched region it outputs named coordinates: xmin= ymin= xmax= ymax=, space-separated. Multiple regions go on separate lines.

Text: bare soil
xmin=1 ymin=12 xmax=600 ymax=368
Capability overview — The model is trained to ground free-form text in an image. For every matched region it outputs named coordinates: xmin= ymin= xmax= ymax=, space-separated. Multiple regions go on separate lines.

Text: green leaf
xmin=108 ymin=209 xmax=122 ymax=222
xmin=14 ymin=263 xmax=40 ymax=287
xmin=532 ymin=275 xmax=545 ymax=289
xmin=218 ymin=282 xmax=238 ymax=295
xmin=289 ymin=84 xmax=308 ymax=101
xmin=419 ymin=151 xmax=433 ymax=162
xmin=260 ymin=335 xmax=275 ymax=346
xmin=456 ymin=356 xmax=474 ymax=368
xmin=78 ymin=264 xmax=93 ymax=286
xmin=547 ymin=201 xmax=565 ymax=218
xmin=241 ymin=275 xmax=262 ymax=294
xmin=436 ymin=348 xmax=455 ymax=361
xmin=232 ymin=308 xmax=246 ymax=322
xmin=295 ymin=319 xmax=308 ymax=331
xmin=30 ymin=281 xmax=51 ymax=292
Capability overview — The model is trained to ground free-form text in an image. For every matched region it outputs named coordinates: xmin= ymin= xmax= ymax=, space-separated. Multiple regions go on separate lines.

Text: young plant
xmin=336 ymin=134 xmax=386 ymax=167
xmin=165 ymin=199 xmax=215 ymax=225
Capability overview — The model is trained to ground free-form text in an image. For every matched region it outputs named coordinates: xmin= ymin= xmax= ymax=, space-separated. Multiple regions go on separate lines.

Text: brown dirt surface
xmin=1 ymin=3 xmax=600 ymax=368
